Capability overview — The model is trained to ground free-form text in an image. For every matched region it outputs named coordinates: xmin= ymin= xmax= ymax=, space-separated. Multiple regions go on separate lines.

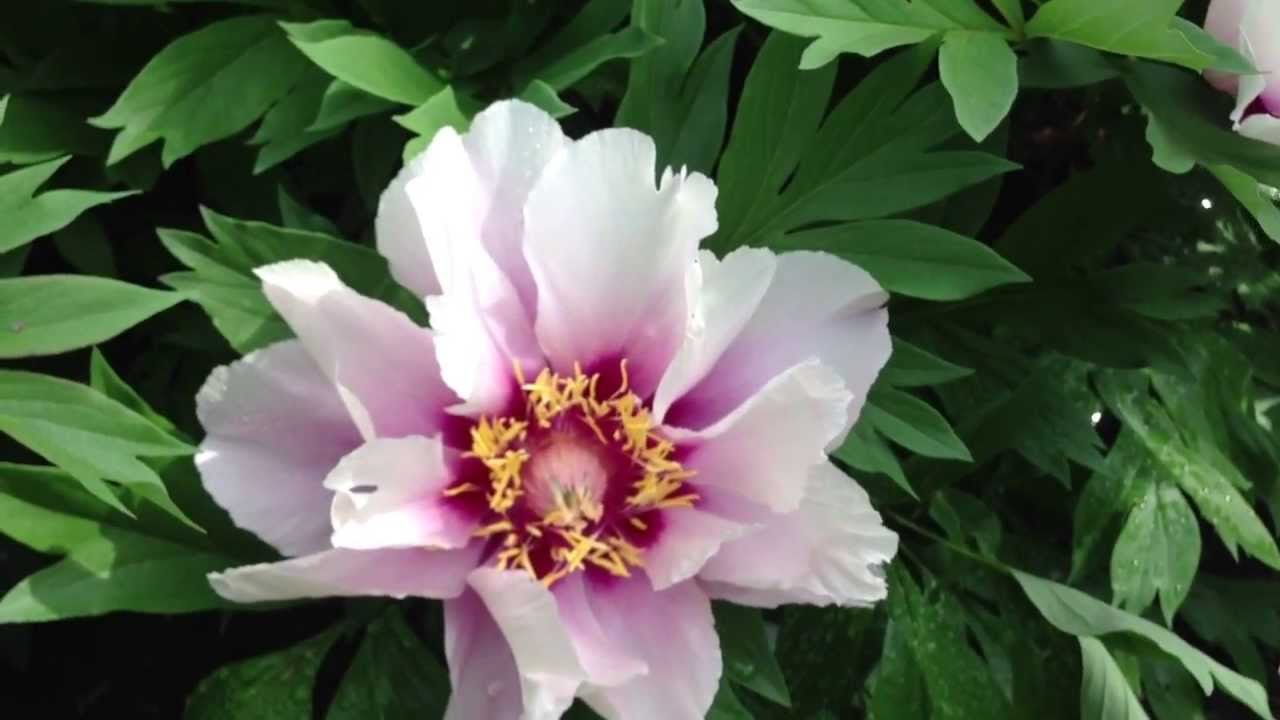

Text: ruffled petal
xmin=698 ymin=463 xmax=897 ymax=608
xmin=642 ymin=508 xmax=749 ymax=591
xmin=654 ymin=248 xmax=776 ymax=422
xmin=255 ymin=260 xmax=457 ymax=439
xmin=376 ymin=150 xmax=441 ymax=298
xmin=578 ymin=578 xmax=721 ymax=720
xmin=665 ymin=251 xmax=889 ymax=436
xmin=324 ymin=436 xmax=476 ymax=551
xmin=209 ymin=546 xmax=480 ymax=603
xmin=468 ymin=568 xmax=587 ymax=719
xmin=406 ymin=111 xmax=551 ymax=412
xmin=196 ymin=340 xmax=361 ymax=557
xmin=669 ymin=359 xmax=852 ymax=514
xmin=443 ymin=590 xmax=524 ymax=720
xmin=523 ymin=128 xmax=718 ymax=396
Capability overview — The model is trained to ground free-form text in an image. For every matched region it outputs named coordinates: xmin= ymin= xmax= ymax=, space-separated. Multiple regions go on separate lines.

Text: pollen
xmin=447 ymin=359 xmax=697 ymax=586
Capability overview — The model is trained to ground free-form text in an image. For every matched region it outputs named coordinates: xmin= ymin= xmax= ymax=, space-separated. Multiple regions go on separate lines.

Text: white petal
xmin=324 ymin=436 xmax=476 ymax=551
xmin=406 ymin=122 xmax=546 ymax=412
xmin=209 ymin=546 xmax=480 ymax=603
xmin=1238 ymin=112 xmax=1280 ymax=145
xmin=523 ymin=128 xmax=718 ymax=395
xmin=643 ymin=508 xmax=749 ymax=591
xmin=579 ymin=579 xmax=720 ymax=720
xmin=468 ymin=568 xmax=587 ymax=719
xmin=196 ymin=340 xmax=361 ymax=557
xmin=255 ymin=260 xmax=456 ymax=440
xmin=376 ymin=150 xmax=441 ymax=298
xmin=699 ymin=463 xmax=897 ymax=608
xmin=653 ymin=247 xmax=777 ymax=422
xmin=669 ymin=359 xmax=852 ymax=514
xmin=664 ymin=250 xmax=889 ymax=439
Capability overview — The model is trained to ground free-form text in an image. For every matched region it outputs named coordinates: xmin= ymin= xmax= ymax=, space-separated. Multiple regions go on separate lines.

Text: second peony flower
xmin=1204 ymin=0 xmax=1280 ymax=144
xmin=194 ymin=100 xmax=898 ymax=719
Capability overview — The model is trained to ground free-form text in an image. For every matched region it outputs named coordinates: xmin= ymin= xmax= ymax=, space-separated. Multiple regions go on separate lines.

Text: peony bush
xmin=1 ymin=1 xmax=1279 ymax=718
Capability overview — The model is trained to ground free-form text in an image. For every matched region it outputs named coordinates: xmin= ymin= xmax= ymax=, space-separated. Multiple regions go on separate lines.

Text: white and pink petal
xmin=209 ymin=546 xmax=480 ymax=604
xmin=467 ymin=568 xmax=588 ymax=719
xmin=523 ymin=128 xmax=718 ymax=397
xmin=196 ymin=340 xmax=361 ymax=558
xmin=664 ymin=250 xmax=889 ymax=436
xmin=668 ymin=359 xmax=852 ymax=514
xmin=256 ymin=260 xmax=457 ymax=440
xmin=578 ymin=578 xmax=721 ymax=720
xmin=324 ymin=436 xmax=476 ymax=551
xmin=699 ymin=463 xmax=897 ymax=608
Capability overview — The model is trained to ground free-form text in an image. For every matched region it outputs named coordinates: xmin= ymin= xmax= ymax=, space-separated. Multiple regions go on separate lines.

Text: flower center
xmin=447 ymin=360 xmax=697 ymax=586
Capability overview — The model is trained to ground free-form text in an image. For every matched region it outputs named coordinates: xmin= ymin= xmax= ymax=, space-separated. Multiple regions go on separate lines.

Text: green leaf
xmin=835 ymin=418 xmax=914 ymax=498
xmin=0 ymin=275 xmax=180 ymax=358
xmin=1079 ymin=637 xmax=1151 ymax=720
xmin=91 ymin=16 xmax=308 ymax=166
xmin=1125 ymin=61 xmax=1280 ymax=188
xmin=774 ymin=220 xmax=1029 ymax=301
xmin=277 ymin=186 xmax=341 ymax=237
xmin=90 ymin=348 xmax=180 ymax=436
xmin=885 ymin=570 xmax=1013 ymax=719
xmin=0 ymin=464 xmax=237 ymax=622
xmin=618 ymin=0 xmax=739 ymax=174
xmin=516 ymin=80 xmax=576 ymax=119
xmin=1097 ymin=372 xmax=1280 ymax=570
xmin=310 ymin=79 xmax=398 ymax=133
xmin=1206 ymin=164 xmax=1280 ymax=243
xmin=160 ymin=208 xmax=422 ymax=353
xmin=0 ymin=371 xmax=195 ymax=525
xmin=714 ymin=32 xmax=835 ymax=250
xmin=249 ymin=68 xmax=343 ymax=174
xmin=730 ymin=0 xmax=1006 ymax=70
xmin=769 ymin=150 xmax=1019 ymax=232
xmin=707 ymin=676 xmax=754 ymax=719
xmin=990 ymin=0 xmax=1024 ymax=31
xmin=0 ymin=156 xmax=136 ymax=253
xmin=1013 ymin=571 xmax=1274 ymax=720
xmin=327 ymin=609 xmax=451 ymax=719
xmin=1025 ymin=0 xmax=1211 ymax=70
xmin=714 ymin=602 xmax=792 ymax=707
xmin=281 ymin=19 xmax=444 ymax=106
xmin=1110 ymin=480 xmax=1200 ymax=624
xmin=393 ymin=87 xmax=472 ymax=162
xmin=939 ymin=31 xmax=1017 ymax=141
xmin=1019 ymin=39 xmax=1120 ymax=89
xmin=186 ymin=628 xmax=340 ymax=719
xmin=515 ymin=6 xmax=663 ymax=93
xmin=0 ymin=94 xmax=107 ymax=164
xmin=882 ymin=338 xmax=974 ymax=387
xmin=866 ymin=386 xmax=972 ymax=461
xmin=1170 ymin=18 xmax=1255 ymax=75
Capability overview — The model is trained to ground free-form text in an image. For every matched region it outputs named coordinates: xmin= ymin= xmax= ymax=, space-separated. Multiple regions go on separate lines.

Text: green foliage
xmin=0 ymin=463 xmax=237 ymax=622
xmin=91 ymin=15 xmax=309 ymax=166
xmin=0 ymin=157 xmax=135 ymax=253
xmin=2 ymin=0 xmax=1280 ymax=718
xmin=0 ymin=275 xmax=180 ymax=358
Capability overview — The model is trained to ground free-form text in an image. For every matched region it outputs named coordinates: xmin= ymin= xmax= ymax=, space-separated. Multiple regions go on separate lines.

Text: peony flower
xmin=1204 ymin=0 xmax=1280 ymax=144
xmin=196 ymin=100 xmax=896 ymax=719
